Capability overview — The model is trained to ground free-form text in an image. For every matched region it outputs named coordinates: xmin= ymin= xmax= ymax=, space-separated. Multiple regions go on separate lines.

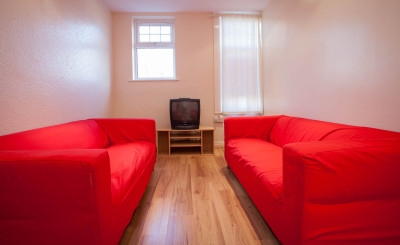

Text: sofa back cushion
xmin=224 ymin=116 xmax=282 ymax=141
xmin=322 ymin=127 xmax=400 ymax=141
xmin=0 ymin=120 xmax=109 ymax=150
xmin=269 ymin=116 xmax=350 ymax=147
xmin=95 ymin=119 xmax=156 ymax=145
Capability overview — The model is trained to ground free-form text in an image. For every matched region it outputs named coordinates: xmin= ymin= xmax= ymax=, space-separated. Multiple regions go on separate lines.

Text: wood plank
xmin=169 ymin=161 xmax=193 ymax=216
xmin=190 ymin=157 xmax=210 ymax=201
xmin=157 ymin=131 xmax=170 ymax=155
xmin=170 ymin=143 xmax=201 ymax=147
xmin=170 ymin=136 xmax=201 ymax=139
xmin=192 ymin=198 xmax=226 ymax=245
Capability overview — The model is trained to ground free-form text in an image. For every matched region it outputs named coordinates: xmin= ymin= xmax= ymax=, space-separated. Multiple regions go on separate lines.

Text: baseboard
xmin=214 ymin=140 xmax=224 ymax=148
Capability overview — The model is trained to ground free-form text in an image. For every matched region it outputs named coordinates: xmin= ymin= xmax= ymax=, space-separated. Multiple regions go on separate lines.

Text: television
xmin=170 ymin=98 xmax=200 ymax=129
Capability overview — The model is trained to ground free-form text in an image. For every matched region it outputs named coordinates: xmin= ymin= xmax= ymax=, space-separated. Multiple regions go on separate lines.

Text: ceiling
xmin=100 ymin=0 xmax=269 ymax=13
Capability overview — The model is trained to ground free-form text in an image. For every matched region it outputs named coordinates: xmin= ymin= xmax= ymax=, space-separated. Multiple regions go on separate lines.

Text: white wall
xmin=112 ymin=12 xmax=217 ymax=136
xmin=262 ymin=0 xmax=400 ymax=132
xmin=0 ymin=0 xmax=112 ymax=135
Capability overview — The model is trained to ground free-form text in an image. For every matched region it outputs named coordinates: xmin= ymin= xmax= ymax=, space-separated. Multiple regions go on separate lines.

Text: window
xmin=133 ymin=19 xmax=176 ymax=80
xmin=214 ymin=14 xmax=263 ymax=114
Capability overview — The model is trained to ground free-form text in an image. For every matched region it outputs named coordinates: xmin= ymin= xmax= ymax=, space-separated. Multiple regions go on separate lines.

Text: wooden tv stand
xmin=157 ymin=126 xmax=214 ymax=155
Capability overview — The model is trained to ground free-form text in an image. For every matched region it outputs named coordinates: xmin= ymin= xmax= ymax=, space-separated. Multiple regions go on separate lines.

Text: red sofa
xmin=0 ymin=119 xmax=156 ymax=245
xmin=225 ymin=115 xmax=400 ymax=245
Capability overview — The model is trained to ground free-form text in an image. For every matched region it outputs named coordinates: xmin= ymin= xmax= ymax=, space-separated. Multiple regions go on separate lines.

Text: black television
xmin=170 ymin=98 xmax=200 ymax=129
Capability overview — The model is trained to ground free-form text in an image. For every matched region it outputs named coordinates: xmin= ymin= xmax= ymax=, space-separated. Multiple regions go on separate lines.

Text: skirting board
xmin=215 ymin=140 xmax=224 ymax=148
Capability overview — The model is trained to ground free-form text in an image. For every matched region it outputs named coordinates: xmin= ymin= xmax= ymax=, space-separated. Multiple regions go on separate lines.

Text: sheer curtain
xmin=218 ymin=14 xmax=262 ymax=114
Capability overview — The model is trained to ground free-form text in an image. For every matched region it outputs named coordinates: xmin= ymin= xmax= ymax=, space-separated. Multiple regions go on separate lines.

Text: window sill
xmin=213 ymin=112 xmax=264 ymax=123
xmin=129 ymin=78 xmax=179 ymax=82
xmin=215 ymin=112 xmax=264 ymax=116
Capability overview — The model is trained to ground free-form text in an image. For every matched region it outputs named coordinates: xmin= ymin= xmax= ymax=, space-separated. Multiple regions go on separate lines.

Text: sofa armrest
xmin=94 ymin=119 xmax=156 ymax=145
xmin=0 ymin=149 xmax=112 ymax=245
xmin=283 ymin=139 xmax=400 ymax=204
xmin=281 ymin=140 xmax=400 ymax=244
xmin=224 ymin=116 xmax=282 ymax=141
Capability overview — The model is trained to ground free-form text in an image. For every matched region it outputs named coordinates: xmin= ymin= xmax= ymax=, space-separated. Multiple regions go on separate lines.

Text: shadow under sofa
xmin=0 ymin=119 xmax=156 ymax=245
xmin=224 ymin=115 xmax=400 ymax=245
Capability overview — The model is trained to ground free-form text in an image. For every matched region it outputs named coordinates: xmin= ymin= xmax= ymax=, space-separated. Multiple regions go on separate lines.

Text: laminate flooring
xmin=119 ymin=148 xmax=280 ymax=245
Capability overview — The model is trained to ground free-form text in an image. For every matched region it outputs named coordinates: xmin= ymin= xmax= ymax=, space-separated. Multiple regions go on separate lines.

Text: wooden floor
xmin=119 ymin=148 xmax=280 ymax=245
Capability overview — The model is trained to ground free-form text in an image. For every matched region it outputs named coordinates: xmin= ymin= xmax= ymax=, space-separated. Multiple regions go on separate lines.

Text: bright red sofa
xmin=225 ymin=115 xmax=400 ymax=245
xmin=0 ymin=119 xmax=156 ymax=245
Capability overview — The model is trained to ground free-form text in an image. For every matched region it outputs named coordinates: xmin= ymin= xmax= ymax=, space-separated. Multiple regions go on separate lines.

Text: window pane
xmin=161 ymin=26 xmax=171 ymax=34
xmin=139 ymin=35 xmax=149 ymax=42
xmin=161 ymin=35 xmax=171 ymax=42
xmin=139 ymin=26 xmax=149 ymax=34
xmin=137 ymin=48 xmax=174 ymax=78
xmin=149 ymin=34 xmax=161 ymax=42
xmin=150 ymin=26 xmax=160 ymax=34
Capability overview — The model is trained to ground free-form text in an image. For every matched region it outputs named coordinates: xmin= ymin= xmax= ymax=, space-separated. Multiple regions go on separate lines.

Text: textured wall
xmin=262 ymin=0 xmax=400 ymax=132
xmin=0 ymin=0 xmax=112 ymax=135
xmin=112 ymin=12 xmax=217 ymax=138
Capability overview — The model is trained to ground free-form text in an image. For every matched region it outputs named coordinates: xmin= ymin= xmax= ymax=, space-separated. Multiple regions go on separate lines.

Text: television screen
xmin=170 ymin=98 xmax=200 ymax=129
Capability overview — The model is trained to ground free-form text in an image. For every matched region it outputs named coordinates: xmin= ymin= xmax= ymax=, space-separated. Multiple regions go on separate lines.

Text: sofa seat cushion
xmin=226 ymin=138 xmax=283 ymax=200
xmin=106 ymin=141 xmax=155 ymax=206
xmin=269 ymin=116 xmax=350 ymax=147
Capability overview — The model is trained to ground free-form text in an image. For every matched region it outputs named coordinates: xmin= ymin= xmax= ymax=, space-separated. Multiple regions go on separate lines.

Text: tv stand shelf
xmin=157 ymin=126 xmax=214 ymax=155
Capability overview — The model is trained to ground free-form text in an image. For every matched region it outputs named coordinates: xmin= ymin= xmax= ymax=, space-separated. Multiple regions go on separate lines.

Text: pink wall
xmin=112 ymin=12 xmax=215 ymax=130
xmin=4 ymin=0 xmax=398 ymax=137
xmin=262 ymin=0 xmax=400 ymax=132
xmin=0 ymin=0 xmax=112 ymax=135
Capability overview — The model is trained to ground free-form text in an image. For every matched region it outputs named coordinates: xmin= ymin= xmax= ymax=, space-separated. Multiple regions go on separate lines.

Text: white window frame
xmin=132 ymin=18 xmax=176 ymax=80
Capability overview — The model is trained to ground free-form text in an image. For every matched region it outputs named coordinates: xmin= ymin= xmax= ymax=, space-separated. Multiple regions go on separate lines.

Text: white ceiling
xmin=100 ymin=0 xmax=269 ymax=13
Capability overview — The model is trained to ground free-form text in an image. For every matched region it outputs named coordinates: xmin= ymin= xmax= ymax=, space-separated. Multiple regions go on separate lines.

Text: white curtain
xmin=219 ymin=14 xmax=262 ymax=114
